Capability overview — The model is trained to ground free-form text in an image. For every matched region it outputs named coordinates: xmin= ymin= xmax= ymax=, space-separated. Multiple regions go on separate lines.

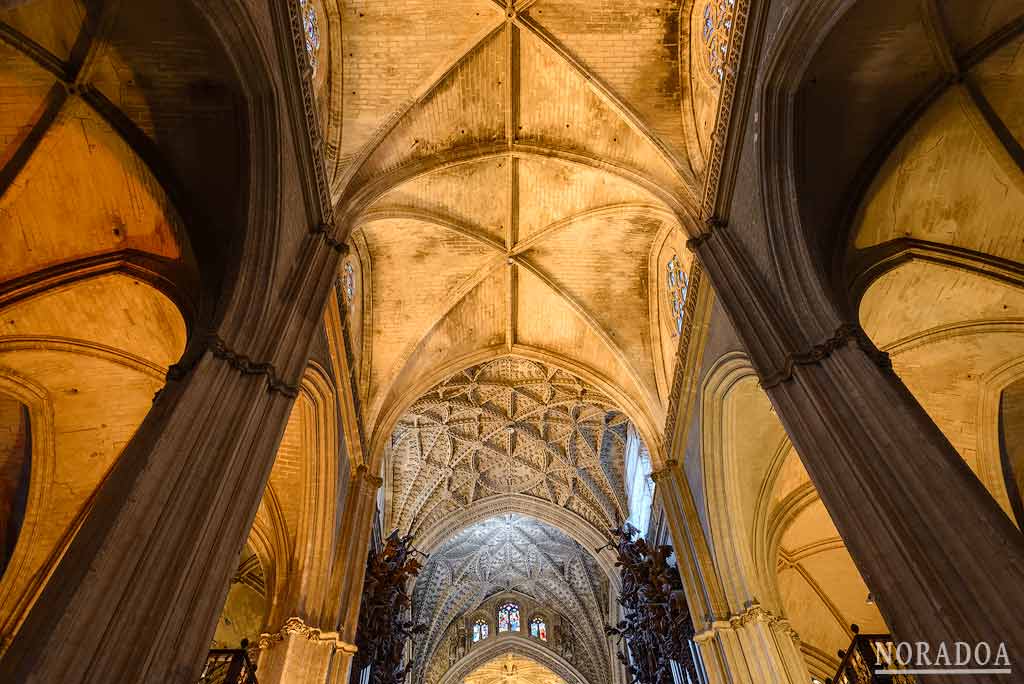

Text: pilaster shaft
xmin=0 ymin=235 xmax=343 ymax=683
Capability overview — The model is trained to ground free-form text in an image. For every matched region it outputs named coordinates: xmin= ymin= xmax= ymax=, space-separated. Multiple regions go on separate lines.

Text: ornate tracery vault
xmin=387 ymin=357 xmax=635 ymax=536
xmin=412 ymin=514 xmax=609 ymax=684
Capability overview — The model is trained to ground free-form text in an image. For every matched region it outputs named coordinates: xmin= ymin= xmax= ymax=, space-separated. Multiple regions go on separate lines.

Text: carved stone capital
xmin=257 ymin=617 xmax=357 ymax=652
xmin=649 ymin=459 xmax=680 ymax=483
xmin=695 ymin=603 xmax=800 ymax=644
xmin=355 ymin=463 xmax=384 ymax=488
xmin=166 ymin=333 xmax=300 ymax=398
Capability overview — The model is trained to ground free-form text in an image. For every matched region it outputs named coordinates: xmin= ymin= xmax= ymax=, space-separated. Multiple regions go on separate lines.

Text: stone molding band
xmin=283 ymin=0 xmax=333 ymax=225
xmin=314 ymin=222 xmax=348 ymax=253
xmin=760 ymin=323 xmax=892 ymax=390
xmin=256 ymin=617 xmax=358 ymax=653
xmin=166 ymin=334 xmax=301 ymax=398
xmin=662 ymin=261 xmax=704 ymax=450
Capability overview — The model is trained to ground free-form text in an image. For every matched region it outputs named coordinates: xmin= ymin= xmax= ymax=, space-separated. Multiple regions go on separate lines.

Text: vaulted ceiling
xmin=326 ymin=0 xmax=704 ymax=461
xmin=319 ymin=3 xmax=714 ymax=684
xmin=411 ymin=514 xmax=608 ymax=684
xmin=386 ymin=357 xmax=633 ymax=537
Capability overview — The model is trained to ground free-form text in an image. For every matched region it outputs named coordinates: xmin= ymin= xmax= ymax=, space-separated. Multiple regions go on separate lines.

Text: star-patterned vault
xmin=386 ymin=357 xmax=637 ymax=537
xmin=412 ymin=514 xmax=608 ymax=684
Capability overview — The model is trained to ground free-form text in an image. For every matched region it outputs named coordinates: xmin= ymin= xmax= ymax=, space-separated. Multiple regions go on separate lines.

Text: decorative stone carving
xmin=412 ymin=515 xmax=608 ymax=684
xmin=388 ymin=357 xmax=633 ymax=537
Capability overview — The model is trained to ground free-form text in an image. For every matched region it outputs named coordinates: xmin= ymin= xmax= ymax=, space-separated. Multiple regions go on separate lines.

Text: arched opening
xmin=412 ymin=514 xmax=610 ymax=684
xmin=0 ymin=273 xmax=186 ymax=643
xmin=464 ymin=653 xmax=565 ymax=684
xmin=701 ymin=352 xmax=888 ymax=680
xmin=1000 ymin=378 xmax=1024 ymax=528
xmin=0 ymin=396 xmax=29 ymax=581
xmin=212 ymin=544 xmax=269 ymax=650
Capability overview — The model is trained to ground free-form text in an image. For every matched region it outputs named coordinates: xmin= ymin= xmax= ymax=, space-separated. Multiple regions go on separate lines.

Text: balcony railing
xmin=199 ymin=640 xmax=258 ymax=684
xmin=826 ymin=625 xmax=915 ymax=684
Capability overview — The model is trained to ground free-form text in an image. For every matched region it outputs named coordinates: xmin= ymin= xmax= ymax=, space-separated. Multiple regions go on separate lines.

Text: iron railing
xmin=827 ymin=625 xmax=915 ymax=684
xmin=199 ymin=640 xmax=258 ymax=684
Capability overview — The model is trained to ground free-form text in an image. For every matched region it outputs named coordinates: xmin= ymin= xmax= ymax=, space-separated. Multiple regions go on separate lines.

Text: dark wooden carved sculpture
xmin=604 ymin=524 xmax=698 ymax=684
xmin=354 ymin=531 xmax=427 ymax=684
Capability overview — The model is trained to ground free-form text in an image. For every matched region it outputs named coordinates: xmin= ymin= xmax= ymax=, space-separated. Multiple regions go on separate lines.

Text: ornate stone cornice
xmin=314 ymin=222 xmax=349 ymax=253
xmin=166 ymin=334 xmax=300 ymax=398
xmin=355 ymin=463 xmax=384 ymax=489
xmin=282 ymin=0 xmax=334 ymax=226
xmin=759 ymin=323 xmax=892 ymax=390
xmin=649 ymin=459 xmax=680 ymax=483
xmin=700 ymin=0 xmax=751 ymax=220
xmin=685 ymin=217 xmax=727 ymax=252
xmin=662 ymin=260 xmax=705 ymax=451
xmin=693 ymin=603 xmax=800 ymax=644
xmin=256 ymin=617 xmax=358 ymax=653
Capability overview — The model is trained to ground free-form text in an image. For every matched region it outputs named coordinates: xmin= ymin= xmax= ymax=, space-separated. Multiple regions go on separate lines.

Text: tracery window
xmin=298 ymin=0 xmax=320 ymax=73
xmin=497 ymin=602 xmax=520 ymax=633
xmin=473 ymin=619 xmax=489 ymax=642
xmin=529 ymin=617 xmax=547 ymax=641
xmin=666 ymin=254 xmax=688 ymax=336
xmin=342 ymin=260 xmax=355 ymax=310
xmin=701 ymin=0 xmax=736 ymax=82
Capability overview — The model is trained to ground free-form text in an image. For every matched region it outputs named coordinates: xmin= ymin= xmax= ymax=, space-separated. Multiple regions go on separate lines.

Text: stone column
xmin=692 ymin=227 xmax=1024 ymax=680
xmin=256 ymin=463 xmax=379 ymax=684
xmin=655 ymin=465 xmax=807 ymax=684
xmin=692 ymin=606 xmax=807 ymax=684
xmin=328 ymin=465 xmax=383 ymax=671
xmin=326 ymin=641 xmax=360 ymax=684
xmin=0 ymin=236 xmax=343 ymax=683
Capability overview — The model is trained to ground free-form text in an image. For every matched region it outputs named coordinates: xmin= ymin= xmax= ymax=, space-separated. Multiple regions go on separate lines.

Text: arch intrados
xmin=414 ymin=498 xmax=620 ymax=589
xmin=369 ymin=346 xmax=664 ymax=474
xmin=438 ymin=634 xmax=591 ymax=684
xmin=0 ymin=255 xmax=198 ymax=341
xmin=340 ymin=145 xmax=696 ymax=232
xmin=758 ymin=0 xmax=1024 ymax=320
xmin=700 ymin=351 xmax=785 ymax=610
xmin=847 ymin=239 xmax=1024 ymax=312
xmin=0 ymin=370 xmax=55 ymax=642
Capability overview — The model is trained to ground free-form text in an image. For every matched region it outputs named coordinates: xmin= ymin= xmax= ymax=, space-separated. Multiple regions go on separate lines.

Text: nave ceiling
xmin=318 ymin=0 xmax=718 ymax=465
xmin=386 ymin=357 xmax=636 ymax=538
xmin=321 ymin=4 xmax=721 ymax=682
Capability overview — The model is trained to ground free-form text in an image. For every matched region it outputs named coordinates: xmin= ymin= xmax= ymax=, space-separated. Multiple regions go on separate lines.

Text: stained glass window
xmin=666 ymin=254 xmax=689 ymax=336
xmin=497 ymin=603 xmax=520 ymax=633
xmin=702 ymin=0 xmax=736 ymax=82
xmin=298 ymin=0 xmax=320 ymax=73
xmin=529 ymin=617 xmax=546 ymax=641
xmin=473 ymin=619 xmax=489 ymax=642
xmin=343 ymin=261 xmax=355 ymax=310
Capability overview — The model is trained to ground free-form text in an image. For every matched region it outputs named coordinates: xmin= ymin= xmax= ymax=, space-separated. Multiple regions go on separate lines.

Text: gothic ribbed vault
xmin=386 ymin=357 xmax=639 ymax=537
xmin=412 ymin=514 xmax=609 ymax=684
xmin=328 ymin=0 xmax=704 ymax=470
